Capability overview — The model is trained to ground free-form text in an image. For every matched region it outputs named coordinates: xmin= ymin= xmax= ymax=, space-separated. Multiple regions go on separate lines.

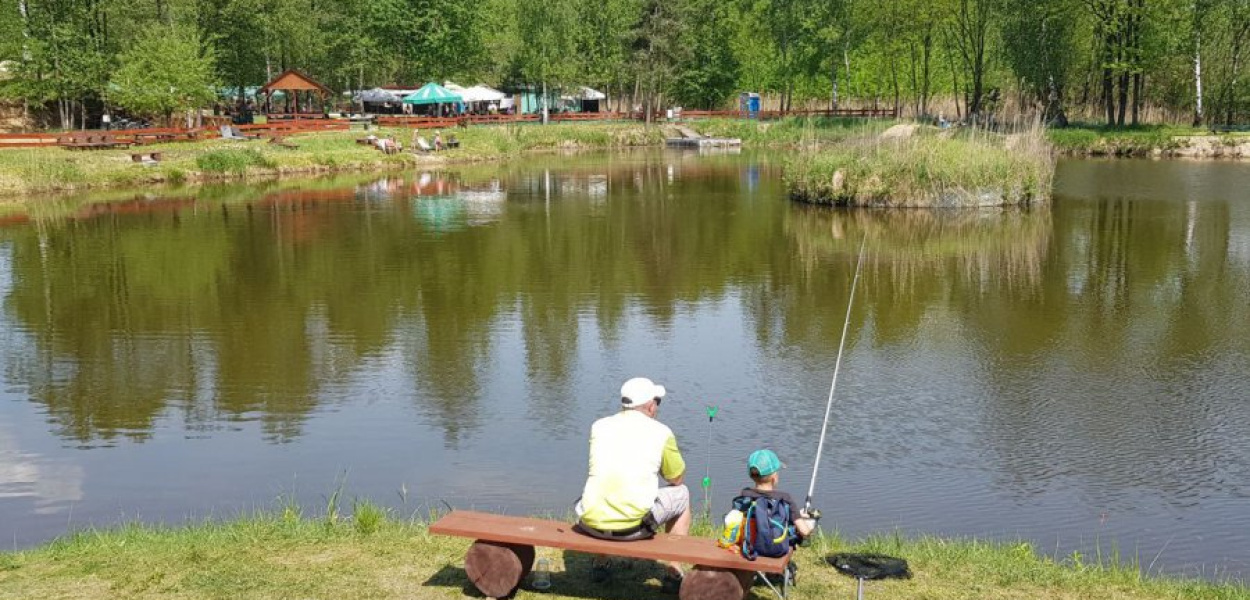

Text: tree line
xmin=0 ymin=0 xmax=1246 ymax=128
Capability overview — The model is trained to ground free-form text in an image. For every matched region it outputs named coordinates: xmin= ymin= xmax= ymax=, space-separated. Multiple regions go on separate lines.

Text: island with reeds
xmin=784 ymin=124 xmax=1055 ymax=208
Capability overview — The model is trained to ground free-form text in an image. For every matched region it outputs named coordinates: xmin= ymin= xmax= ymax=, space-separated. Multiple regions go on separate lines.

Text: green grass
xmin=0 ymin=132 xmax=410 ymax=198
xmin=195 ymin=148 xmax=275 ymax=173
xmin=0 ymin=509 xmax=1244 ymax=600
xmin=0 ymin=119 xmax=901 ymax=199
xmin=687 ymin=116 xmax=891 ymax=146
xmin=0 ymin=123 xmax=667 ymax=198
xmin=1046 ymin=123 xmax=1193 ymax=155
xmin=785 ymin=126 xmax=1054 ymax=207
xmin=2 ymin=118 xmax=1243 ymax=199
xmin=1044 ymin=123 xmax=1250 ymax=155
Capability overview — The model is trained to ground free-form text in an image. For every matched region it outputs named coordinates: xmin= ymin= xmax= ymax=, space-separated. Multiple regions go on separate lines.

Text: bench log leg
xmin=463 ymin=539 xmax=535 ymax=599
xmin=679 ymin=566 xmax=752 ymax=600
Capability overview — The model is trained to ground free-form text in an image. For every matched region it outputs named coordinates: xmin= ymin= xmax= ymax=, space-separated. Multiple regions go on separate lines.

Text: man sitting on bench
xmin=575 ymin=377 xmax=691 ymax=593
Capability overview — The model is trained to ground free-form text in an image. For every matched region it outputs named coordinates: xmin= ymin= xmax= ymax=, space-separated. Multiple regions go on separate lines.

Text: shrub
xmin=196 ymin=148 xmax=275 ymax=173
xmin=352 ymin=500 xmax=387 ymax=535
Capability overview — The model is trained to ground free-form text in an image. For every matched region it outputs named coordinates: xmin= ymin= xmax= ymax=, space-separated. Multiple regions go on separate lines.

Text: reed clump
xmin=785 ymin=124 xmax=1055 ymax=208
xmin=195 ymin=148 xmax=275 ymax=173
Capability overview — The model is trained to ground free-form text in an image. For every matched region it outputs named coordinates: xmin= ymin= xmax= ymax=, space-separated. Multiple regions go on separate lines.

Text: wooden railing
xmin=0 ymin=121 xmax=351 ymax=148
xmin=1 ymin=107 xmax=897 ymax=149
xmin=375 ymin=116 xmax=465 ymax=128
xmin=0 ymin=133 xmax=58 ymax=148
xmin=673 ymin=108 xmax=897 ymax=120
xmin=236 ymin=121 xmax=350 ymax=134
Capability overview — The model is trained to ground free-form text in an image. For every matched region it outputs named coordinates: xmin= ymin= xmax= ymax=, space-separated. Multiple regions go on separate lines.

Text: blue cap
xmin=748 ymin=449 xmax=784 ymax=477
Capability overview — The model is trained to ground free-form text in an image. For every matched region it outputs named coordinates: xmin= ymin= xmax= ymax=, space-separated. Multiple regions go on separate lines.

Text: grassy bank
xmin=1046 ymin=124 xmax=1250 ymax=157
xmin=5 ymin=118 xmax=1242 ymax=200
xmin=0 ymin=123 xmax=668 ymax=198
xmin=785 ymin=126 xmax=1054 ymax=207
xmin=685 ymin=116 xmax=889 ymax=145
xmin=0 ymin=117 xmax=905 ymax=199
xmin=1 ymin=507 xmax=1245 ymax=600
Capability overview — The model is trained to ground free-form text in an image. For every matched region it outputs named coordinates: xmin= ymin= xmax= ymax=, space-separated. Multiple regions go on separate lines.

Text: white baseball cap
xmin=620 ymin=377 xmax=667 ymax=407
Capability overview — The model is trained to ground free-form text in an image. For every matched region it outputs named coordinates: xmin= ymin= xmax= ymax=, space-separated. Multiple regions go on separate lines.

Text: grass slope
xmin=0 ymin=123 xmax=668 ymax=198
xmin=0 ymin=118 xmax=896 ymax=199
xmin=1 ymin=507 xmax=1245 ymax=600
xmin=1045 ymin=123 xmax=1250 ymax=156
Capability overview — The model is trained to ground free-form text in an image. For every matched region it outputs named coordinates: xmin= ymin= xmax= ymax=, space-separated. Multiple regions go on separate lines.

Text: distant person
xmin=938 ymin=112 xmax=949 ymax=129
xmin=433 ymin=130 xmax=443 ymax=151
xmin=101 ymin=112 xmax=111 ymax=131
xmin=575 ymin=377 xmax=690 ymax=592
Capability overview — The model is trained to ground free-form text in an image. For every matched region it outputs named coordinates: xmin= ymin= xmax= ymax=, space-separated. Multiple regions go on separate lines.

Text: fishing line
xmin=805 ymin=234 xmax=868 ymax=515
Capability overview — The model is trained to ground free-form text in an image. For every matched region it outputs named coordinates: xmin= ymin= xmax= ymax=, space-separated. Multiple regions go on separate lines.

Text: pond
xmin=0 ymin=151 xmax=1248 ymax=580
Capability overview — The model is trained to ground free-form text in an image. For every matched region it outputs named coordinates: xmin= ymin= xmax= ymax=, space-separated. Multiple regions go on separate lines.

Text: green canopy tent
xmin=402 ymin=83 xmax=464 ymax=115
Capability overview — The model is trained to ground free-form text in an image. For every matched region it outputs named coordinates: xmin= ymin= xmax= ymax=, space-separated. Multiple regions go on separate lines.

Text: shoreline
xmin=1047 ymin=125 xmax=1250 ymax=159
xmin=1 ymin=510 xmax=1244 ymax=599
xmin=0 ymin=122 xmax=670 ymax=200
xmin=1 ymin=121 xmax=1246 ymax=202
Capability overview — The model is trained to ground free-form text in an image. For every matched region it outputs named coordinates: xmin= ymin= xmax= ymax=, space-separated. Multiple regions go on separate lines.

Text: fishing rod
xmin=804 ymin=234 xmax=868 ymax=519
xmin=702 ymin=405 xmax=719 ymax=519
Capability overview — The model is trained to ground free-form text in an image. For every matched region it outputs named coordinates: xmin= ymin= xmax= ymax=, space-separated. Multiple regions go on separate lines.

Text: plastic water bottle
xmin=717 ymin=509 xmax=744 ymax=549
xmin=531 ymin=557 xmax=552 ymax=591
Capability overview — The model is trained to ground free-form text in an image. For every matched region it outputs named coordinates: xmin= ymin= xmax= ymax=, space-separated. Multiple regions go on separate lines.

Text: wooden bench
xmin=429 ymin=510 xmax=789 ymax=600
xmin=58 ymin=133 xmax=131 ymax=150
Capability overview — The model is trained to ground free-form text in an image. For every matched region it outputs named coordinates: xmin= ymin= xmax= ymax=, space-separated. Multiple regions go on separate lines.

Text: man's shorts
xmin=648 ymin=484 xmax=690 ymax=526
xmin=573 ymin=484 xmax=690 ymax=529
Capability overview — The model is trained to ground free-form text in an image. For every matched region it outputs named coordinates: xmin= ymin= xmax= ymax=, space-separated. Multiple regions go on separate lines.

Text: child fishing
xmin=719 ymin=449 xmax=818 ymax=587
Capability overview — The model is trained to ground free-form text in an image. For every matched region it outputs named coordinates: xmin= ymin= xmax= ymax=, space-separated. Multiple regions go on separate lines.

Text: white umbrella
xmin=462 ymin=85 xmax=506 ymax=103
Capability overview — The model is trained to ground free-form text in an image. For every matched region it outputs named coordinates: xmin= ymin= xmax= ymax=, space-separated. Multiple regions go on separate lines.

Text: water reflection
xmin=0 ymin=155 xmax=1248 ymax=577
xmin=1 ymin=159 xmax=1247 ymax=449
xmin=0 ymin=427 xmax=83 ymax=514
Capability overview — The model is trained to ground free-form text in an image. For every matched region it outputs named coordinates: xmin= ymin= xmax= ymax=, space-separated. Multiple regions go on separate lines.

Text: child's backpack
xmin=731 ymin=494 xmax=798 ymax=560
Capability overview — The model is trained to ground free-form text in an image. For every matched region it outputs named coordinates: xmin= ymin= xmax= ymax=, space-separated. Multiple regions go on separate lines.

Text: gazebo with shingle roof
xmin=258 ymin=69 xmax=333 ymax=115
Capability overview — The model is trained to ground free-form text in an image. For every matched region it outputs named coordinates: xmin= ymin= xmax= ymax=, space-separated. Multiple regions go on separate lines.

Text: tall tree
xmin=575 ymin=0 xmax=636 ymax=106
xmin=951 ymin=0 xmax=998 ymax=119
xmin=631 ymin=0 xmax=688 ymax=120
xmin=1003 ymin=0 xmax=1078 ymax=124
xmin=515 ymin=0 xmax=577 ymax=116
xmin=111 ymin=24 xmax=217 ymax=124
xmin=1191 ymin=0 xmax=1211 ymax=124
xmin=670 ymin=0 xmax=739 ymax=109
